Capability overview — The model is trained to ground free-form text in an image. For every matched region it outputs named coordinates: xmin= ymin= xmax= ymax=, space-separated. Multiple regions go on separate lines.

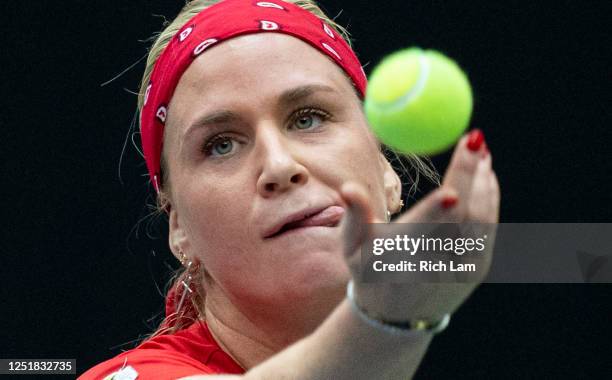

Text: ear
xmin=168 ymin=205 xmax=190 ymax=263
xmin=379 ymin=152 xmax=403 ymax=213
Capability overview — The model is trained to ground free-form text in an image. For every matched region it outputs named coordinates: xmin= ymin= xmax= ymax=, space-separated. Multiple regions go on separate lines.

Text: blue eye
xmin=295 ymin=115 xmax=317 ymax=129
xmin=213 ymin=139 xmax=233 ymax=155
xmin=292 ymin=108 xmax=330 ymax=131
xmin=204 ymin=136 xmax=236 ymax=157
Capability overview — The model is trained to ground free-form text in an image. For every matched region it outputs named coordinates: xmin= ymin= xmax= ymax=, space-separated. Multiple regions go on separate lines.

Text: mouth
xmin=264 ymin=205 xmax=345 ymax=239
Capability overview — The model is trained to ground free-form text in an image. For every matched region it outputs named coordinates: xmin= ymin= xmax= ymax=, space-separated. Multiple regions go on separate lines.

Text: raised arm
xmin=183 ymin=132 xmax=499 ymax=380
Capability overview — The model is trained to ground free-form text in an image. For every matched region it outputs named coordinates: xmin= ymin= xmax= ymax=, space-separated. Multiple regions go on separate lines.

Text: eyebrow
xmin=182 ymin=84 xmax=338 ymax=139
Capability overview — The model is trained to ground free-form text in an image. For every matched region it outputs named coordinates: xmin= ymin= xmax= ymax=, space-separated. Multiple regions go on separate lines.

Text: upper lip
xmin=262 ymin=204 xmax=336 ymax=239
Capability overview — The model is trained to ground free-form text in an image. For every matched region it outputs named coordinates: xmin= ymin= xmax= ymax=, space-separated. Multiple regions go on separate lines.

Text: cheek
xmin=326 ymin=124 xmax=386 ymax=195
xmin=180 ymin=190 xmax=262 ymax=287
xmin=178 ymin=175 xmax=254 ymax=250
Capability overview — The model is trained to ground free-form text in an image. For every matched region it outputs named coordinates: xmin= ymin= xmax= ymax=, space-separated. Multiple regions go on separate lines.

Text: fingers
xmin=489 ymin=170 xmax=501 ymax=221
xmin=439 ymin=129 xmax=501 ymax=222
xmin=468 ymin=153 xmax=494 ymax=222
xmin=463 ymin=140 xmax=500 ymax=223
xmin=442 ymin=130 xmax=488 ymax=207
xmin=339 ymin=182 xmax=379 ymax=259
xmin=395 ymin=186 xmax=460 ymax=223
xmin=395 ymin=130 xmax=490 ymax=224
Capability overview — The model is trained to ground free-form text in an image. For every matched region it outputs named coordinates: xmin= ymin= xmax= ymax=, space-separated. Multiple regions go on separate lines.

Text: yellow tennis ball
xmin=364 ymin=47 xmax=473 ymax=155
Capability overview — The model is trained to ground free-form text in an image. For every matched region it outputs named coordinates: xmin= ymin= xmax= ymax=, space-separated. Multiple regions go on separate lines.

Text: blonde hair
xmin=137 ymin=0 xmax=352 ymax=112
xmin=138 ymin=0 xmax=440 ymax=336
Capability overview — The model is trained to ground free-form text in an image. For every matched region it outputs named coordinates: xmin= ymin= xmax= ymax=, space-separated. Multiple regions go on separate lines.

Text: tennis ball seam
xmin=371 ymin=51 xmax=431 ymax=112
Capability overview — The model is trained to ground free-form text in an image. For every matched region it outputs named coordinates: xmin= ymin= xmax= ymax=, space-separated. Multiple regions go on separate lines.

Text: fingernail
xmin=441 ymin=196 xmax=458 ymax=209
xmin=467 ymin=129 xmax=485 ymax=152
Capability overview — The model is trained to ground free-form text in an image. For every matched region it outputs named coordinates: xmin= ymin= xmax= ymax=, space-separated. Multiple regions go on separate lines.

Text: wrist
xmin=347 ymin=280 xmax=451 ymax=335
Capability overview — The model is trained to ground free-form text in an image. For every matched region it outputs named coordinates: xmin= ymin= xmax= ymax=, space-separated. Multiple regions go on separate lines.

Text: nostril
xmin=290 ymin=174 xmax=302 ymax=184
xmin=261 ymin=172 xmax=306 ymax=194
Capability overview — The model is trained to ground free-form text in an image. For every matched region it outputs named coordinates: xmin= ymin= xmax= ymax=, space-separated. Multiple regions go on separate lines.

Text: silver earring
xmin=178 ymin=250 xmax=187 ymax=265
xmin=386 ymin=210 xmax=391 ymax=222
xmin=176 ymin=260 xmax=194 ymax=313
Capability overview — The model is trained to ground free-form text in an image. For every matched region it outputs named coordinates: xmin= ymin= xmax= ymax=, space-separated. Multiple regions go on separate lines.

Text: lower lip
xmin=273 ymin=224 xmax=339 ymax=238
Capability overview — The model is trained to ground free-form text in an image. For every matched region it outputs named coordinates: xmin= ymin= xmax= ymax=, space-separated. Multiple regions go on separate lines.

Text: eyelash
xmin=202 ymin=134 xmax=235 ymax=157
xmin=289 ymin=107 xmax=331 ymax=130
xmin=201 ymin=107 xmax=332 ymax=157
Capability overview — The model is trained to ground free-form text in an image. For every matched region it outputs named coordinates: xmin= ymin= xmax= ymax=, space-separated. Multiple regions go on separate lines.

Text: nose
xmin=256 ymin=126 xmax=308 ymax=197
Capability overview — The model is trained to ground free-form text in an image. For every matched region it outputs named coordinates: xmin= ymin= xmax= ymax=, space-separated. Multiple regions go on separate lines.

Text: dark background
xmin=2 ymin=0 xmax=611 ymax=378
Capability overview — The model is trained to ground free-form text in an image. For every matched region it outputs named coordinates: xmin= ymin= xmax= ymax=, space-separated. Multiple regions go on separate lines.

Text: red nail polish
xmin=441 ymin=196 xmax=458 ymax=209
xmin=467 ymin=129 xmax=485 ymax=152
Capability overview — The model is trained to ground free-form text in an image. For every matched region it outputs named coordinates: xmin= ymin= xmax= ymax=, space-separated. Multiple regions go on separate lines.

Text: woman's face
xmin=164 ymin=33 xmax=399 ymax=316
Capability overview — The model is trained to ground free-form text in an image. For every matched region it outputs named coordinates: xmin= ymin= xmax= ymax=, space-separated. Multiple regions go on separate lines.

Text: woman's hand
xmin=341 ymin=130 xmax=500 ymax=323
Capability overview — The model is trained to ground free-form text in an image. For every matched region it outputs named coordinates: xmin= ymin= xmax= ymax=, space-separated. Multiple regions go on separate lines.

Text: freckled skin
xmin=163 ymin=33 xmax=400 ymax=337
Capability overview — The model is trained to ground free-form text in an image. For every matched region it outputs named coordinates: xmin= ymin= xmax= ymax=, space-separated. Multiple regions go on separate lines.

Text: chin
xmin=268 ymin=264 xmax=349 ymax=335
xmin=280 ymin=254 xmax=351 ymax=299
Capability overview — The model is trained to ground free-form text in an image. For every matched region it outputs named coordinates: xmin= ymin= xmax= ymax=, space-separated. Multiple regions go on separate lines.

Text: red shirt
xmin=80 ymin=321 xmax=244 ymax=379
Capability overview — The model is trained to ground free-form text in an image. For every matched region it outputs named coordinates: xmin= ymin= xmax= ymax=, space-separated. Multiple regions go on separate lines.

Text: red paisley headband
xmin=140 ymin=0 xmax=368 ymax=192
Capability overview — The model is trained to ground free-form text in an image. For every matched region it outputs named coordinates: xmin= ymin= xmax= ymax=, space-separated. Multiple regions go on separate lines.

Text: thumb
xmin=339 ymin=182 xmax=382 ymax=260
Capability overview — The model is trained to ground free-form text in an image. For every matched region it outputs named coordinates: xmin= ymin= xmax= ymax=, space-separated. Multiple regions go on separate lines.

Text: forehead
xmin=168 ymin=33 xmax=355 ymax=117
